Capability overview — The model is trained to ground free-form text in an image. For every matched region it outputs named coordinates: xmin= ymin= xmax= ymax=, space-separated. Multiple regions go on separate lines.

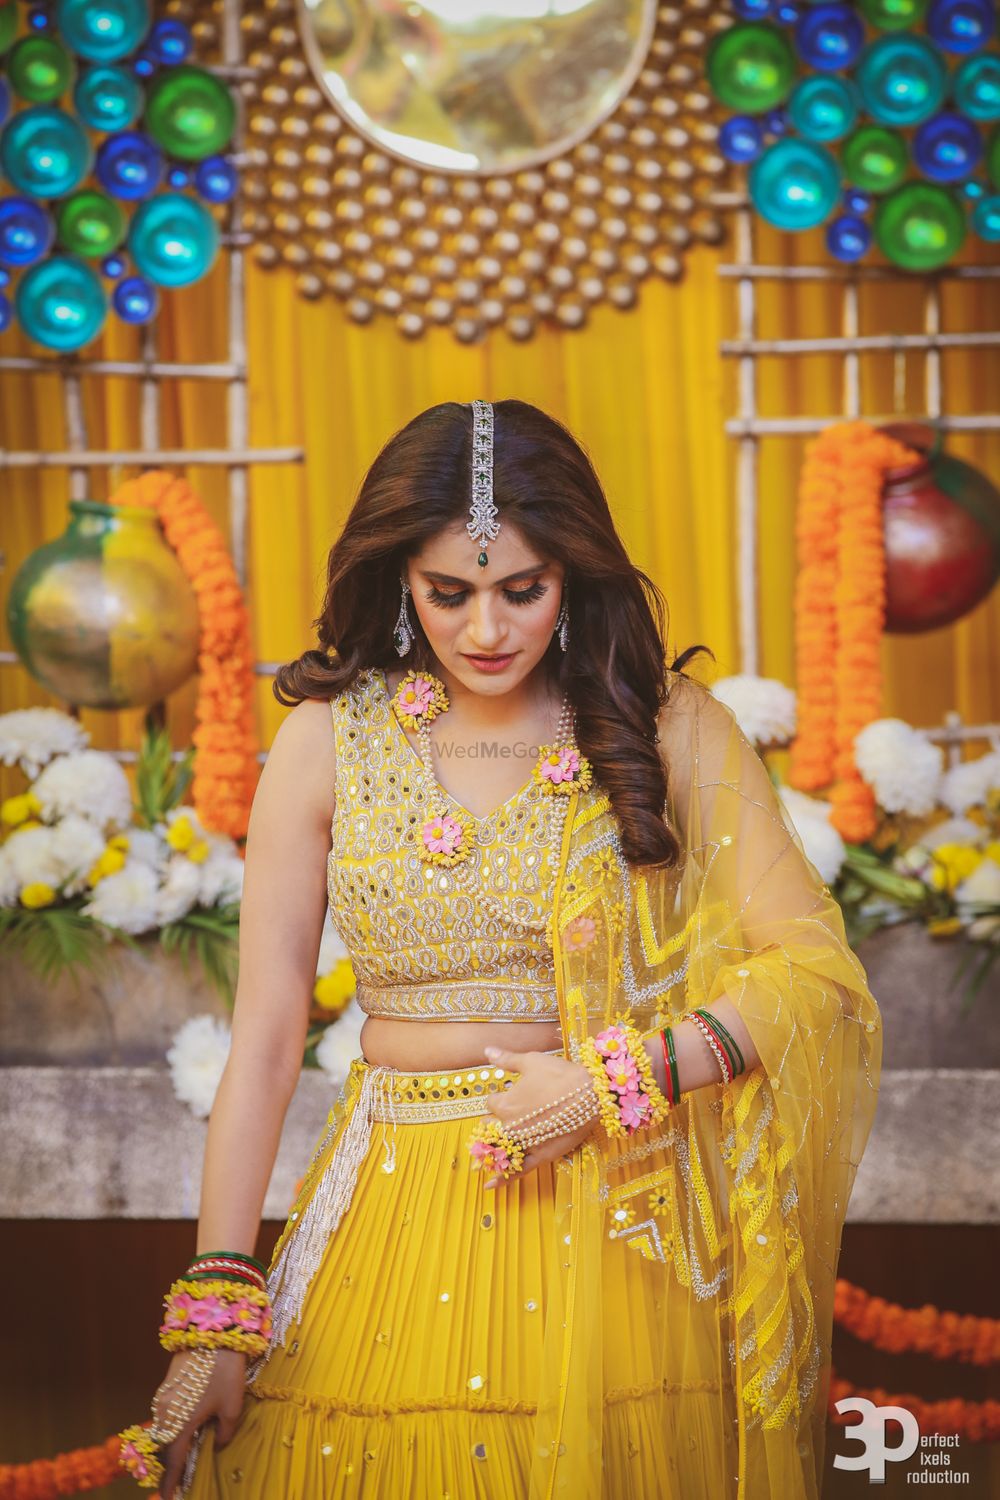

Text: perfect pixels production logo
xmin=834 ymin=1397 xmax=971 ymax=1485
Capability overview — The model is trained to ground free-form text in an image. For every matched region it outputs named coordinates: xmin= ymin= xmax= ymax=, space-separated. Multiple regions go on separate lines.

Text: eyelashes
xmin=424 ymin=582 xmax=548 ymax=610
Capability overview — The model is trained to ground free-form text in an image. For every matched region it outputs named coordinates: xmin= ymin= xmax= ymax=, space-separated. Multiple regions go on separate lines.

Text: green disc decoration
xmin=144 ymin=64 xmax=236 ymax=160
xmin=7 ymin=34 xmax=75 ymax=103
xmin=988 ymin=127 xmax=1000 ymax=188
xmin=874 ymin=181 xmax=966 ymax=268
xmin=857 ymin=0 xmax=930 ymax=29
xmin=57 ymin=189 xmax=126 ymax=257
xmin=842 ymin=124 xmax=909 ymax=192
xmin=0 ymin=3 xmax=18 ymax=54
xmin=705 ymin=23 xmax=797 ymax=115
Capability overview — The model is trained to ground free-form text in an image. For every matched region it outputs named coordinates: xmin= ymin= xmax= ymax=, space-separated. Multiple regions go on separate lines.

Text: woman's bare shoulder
xmin=259 ymin=696 xmax=338 ymax=828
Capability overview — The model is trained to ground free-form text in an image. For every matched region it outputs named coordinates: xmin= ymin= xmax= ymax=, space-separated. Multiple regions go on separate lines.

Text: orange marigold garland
xmin=0 ymin=1433 xmax=123 ymax=1499
xmin=790 ymin=421 xmax=919 ymax=843
xmin=828 ymin=1376 xmax=1000 ymax=1444
xmin=112 ymin=470 xmax=259 ymax=840
xmin=834 ymin=1278 xmax=1000 ymax=1366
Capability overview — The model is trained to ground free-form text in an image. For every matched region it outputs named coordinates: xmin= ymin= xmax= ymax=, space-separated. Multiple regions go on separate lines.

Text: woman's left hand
xmin=479 ymin=1045 xmax=599 ymax=1188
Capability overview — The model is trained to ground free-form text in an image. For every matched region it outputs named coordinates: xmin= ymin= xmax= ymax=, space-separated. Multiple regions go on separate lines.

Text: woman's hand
xmin=155 ymin=1348 xmax=248 ymax=1498
xmin=480 ymin=1045 xmax=599 ymax=1188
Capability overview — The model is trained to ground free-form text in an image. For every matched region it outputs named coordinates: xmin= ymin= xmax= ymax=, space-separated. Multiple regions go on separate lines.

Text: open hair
xmin=274 ymin=398 xmax=713 ymax=868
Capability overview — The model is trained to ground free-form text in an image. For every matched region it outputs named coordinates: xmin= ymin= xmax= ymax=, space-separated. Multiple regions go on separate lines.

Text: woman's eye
xmin=424 ymin=582 xmax=547 ymax=609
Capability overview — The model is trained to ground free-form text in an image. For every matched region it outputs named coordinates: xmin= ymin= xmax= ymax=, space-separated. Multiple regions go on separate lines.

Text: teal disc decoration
xmin=57 ymin=189 xmax=126 ymax=257
xmin=127 ymin=191 xmax=219 ymax=286
xmin=749 ymin=137 xmax=842 ymax=229
xmin=7 ymin=35 xmax=76 ymax=103
xmin=706 ymin=23 xmax=798 ymax=115
xmin=953 ymin=54 xmax=1000 ymax=123
xmin=74 ymin=64 xmax=142 ymax=131
xmin=143 ymin=64 xmax=236 ymax=160
xmin=972 ymin=193 xmax=1000 ymax=239
xmin=787 ymin=75 xmax=860 ymax=141
xmin=855 ymin=34 xmax=947 ymax=126
xmin=0 ymin=105 xmax=93 ymax=197
xmin=873 ymin=181 xmax=966 ymax=268
xmin=54 ymin=0 xmax=151 ymax=64
xmin=14 ymin=254 xmax=108 ymax=349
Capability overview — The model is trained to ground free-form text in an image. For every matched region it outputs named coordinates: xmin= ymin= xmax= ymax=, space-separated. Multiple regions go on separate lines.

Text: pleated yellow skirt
xmin=181 ymin=1055 xmax=740 ymax=1500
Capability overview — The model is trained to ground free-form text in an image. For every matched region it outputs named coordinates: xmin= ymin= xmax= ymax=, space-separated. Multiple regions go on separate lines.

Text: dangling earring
xmin=393 ymin=574 xmax=415 ymax=657
xmin=554 ymin=588 xmax=569 ymax=653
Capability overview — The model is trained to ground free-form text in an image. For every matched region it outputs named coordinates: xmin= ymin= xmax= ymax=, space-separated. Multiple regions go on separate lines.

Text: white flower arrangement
xmin=315 ymin=997 xmax=365 ymax=1087
xmin=940 ymin=747 xmax=1000 ymax=817
xmin=777 ymin=787 xmax=847 ymax=886
xmin=167 ymin=1014 xmax=232 ymax=1119
xmin=710 ymin=674 xmax=797 ymax=746
xmin=853 ymin=719 xmax=944 ymax=816
xmin=0 ymin=707 xmax=243 ymax=994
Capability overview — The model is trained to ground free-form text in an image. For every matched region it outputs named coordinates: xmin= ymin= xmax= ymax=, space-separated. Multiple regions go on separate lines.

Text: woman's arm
xmin=194 ymin=697 xmax=338 ymax=1255
xmin=639 ymin=1000 xmax=760 ymax=1099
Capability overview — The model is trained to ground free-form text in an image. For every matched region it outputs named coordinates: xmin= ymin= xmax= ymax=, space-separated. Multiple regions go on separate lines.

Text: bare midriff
xmin=360 ymin=1016 xmax=564 ymax=1071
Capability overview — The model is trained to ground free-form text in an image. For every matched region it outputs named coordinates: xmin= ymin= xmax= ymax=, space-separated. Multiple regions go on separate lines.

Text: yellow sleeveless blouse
xmin=325 ymin=664 xmax=607 ymax=1023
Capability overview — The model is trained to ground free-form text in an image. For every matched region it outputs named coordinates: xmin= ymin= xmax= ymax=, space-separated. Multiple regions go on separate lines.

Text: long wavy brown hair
xmin=274 ymin=399 xmax=713 ymax=868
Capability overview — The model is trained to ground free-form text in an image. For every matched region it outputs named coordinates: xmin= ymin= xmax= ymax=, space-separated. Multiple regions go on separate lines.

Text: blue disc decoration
xmin=53 ymin=0 xmax=151 ymax=64
xmin=112 ymin=272 xmax=157 ymax=321
xmin=147 ymin=19 xmax=192 ymax=66
xmin=913 ymin=110 xmax=984 ymax=178
xmin=855 ymin=34 xmax=948 ymax=125
xmin=96 ymin=130 xmax=165 ymax=199
xmin=926 ymin=0 xmax=994 ymax=53
xmin=102 ymin=252 xmax=125 ymax=276
xmin=0 ymin=77 xmax=9 ymax=128
xmin=14 ymin=253 xmax=107 ymax=349
xmin=972 ymin=191 xmax=1000 ymax=235
xmin=844 ymin=187 xmax=872 ymax=212
xmin=194 ymin=153 xmax=238 ymax=203
xmin=788 ymin=74 xmax=860 ymax=139
xmin=826 ymin=211 xmax=873 ymax=257
xmin=127 ymin=191 xmax=219 ymax=287
xmin=74 ymin=64 xmax=142 ymax=131
xmin=720 ymin=114 xmax=766 ymax=161
xmin=749 ymin=136 xmax=842 ymax=226
xmin=0 ymin=293 xmax=11 ymax=332
xmin=953 ymin=54 xmax=1000 ymax=121
xmin=795 ymin=4 xmax=866 ymax=71
xmin=0 ymin=105 xmax=93 ymax=197
xmin=0 ymin=196 xmax=55 ymax=267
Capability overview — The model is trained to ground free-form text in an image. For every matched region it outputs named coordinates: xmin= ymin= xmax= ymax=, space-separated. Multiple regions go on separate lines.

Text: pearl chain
xmin=507 ymin=1080 xmax=600 ymax=1147
xmin=151 ymin=1348 xmax=217 ymax=1442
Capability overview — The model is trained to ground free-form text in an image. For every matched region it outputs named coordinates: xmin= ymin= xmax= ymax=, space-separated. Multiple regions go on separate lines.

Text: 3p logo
xmin=833 ymin=1396 xmax=920 ymax=1483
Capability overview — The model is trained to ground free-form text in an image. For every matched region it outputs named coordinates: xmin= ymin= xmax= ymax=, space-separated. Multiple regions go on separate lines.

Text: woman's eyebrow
xmin=419 ymin=563 xmax=548 ymax=586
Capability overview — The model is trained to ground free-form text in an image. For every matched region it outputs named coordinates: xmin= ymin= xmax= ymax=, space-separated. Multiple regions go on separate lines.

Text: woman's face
xmin=404 ymin=521 xmax=564 ymax=696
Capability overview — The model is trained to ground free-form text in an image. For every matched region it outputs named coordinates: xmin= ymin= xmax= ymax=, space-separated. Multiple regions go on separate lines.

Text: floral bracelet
xmin=578 ymin=1019 xmax=671 ymax=1139
xmin=159 ymin=1276 xmax=273 ymax=1357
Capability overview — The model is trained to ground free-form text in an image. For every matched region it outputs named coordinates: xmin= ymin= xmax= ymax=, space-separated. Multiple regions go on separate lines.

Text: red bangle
xmin=659 ymin=1028 xmax=674 ymax=1107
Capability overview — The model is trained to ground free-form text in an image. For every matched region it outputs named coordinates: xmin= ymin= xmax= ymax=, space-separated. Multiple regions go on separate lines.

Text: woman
xmin=127 ymin=400 xmax=881 ymax=1500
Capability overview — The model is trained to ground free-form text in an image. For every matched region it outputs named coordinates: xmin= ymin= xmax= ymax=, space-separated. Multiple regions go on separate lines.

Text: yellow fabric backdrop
xmin=1 ymin=220 xmax=998 ymax=791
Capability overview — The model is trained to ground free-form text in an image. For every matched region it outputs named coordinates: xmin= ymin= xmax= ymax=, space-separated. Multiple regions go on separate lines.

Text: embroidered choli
xmin=326 ymin=665 xmax=608 ymax=1022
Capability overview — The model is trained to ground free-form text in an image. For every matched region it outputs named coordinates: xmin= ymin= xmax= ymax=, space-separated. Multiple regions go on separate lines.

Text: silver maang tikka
xmin=467 ymin=400 xmax=499 ymax=568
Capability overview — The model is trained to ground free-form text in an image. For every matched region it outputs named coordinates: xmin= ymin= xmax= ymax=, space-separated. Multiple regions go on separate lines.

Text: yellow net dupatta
xmin=527 ymin=673 xmax=883 ymax=1500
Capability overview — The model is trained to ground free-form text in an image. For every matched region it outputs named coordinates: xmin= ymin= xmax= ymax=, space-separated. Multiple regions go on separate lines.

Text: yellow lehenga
xmin=181 ymin=665 xmax=882 ymax=1500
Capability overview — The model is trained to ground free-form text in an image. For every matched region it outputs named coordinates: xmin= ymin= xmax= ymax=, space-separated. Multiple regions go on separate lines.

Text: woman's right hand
xmin=154 ymin=1348 xmax=248 ymax=1498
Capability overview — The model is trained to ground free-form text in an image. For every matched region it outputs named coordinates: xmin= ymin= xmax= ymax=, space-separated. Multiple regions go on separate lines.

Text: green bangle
xmin=664 ymin=1025 xmax=681 ymax=1105
xmin=190 ymin=1250 xmax=269 ymax=1276
xmin=693 ymin=1008 xmax=744 ymax=1077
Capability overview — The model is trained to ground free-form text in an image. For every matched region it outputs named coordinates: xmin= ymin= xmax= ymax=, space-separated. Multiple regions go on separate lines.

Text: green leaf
xmin=157 ymin=904 xmax=240 ymax=1006
xmin=134 ymin=716 xmax=196 ymax=828
xmin=0 ymin=904 xmax=112 ymax=988
xmin=956 ymin=942 xmax=1000 ymax=1016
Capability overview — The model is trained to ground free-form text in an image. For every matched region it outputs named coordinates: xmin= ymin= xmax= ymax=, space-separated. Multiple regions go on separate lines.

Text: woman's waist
xmin=354 ymin=974 xmax=560 ymax=1022
xmin=360 ymin=1013 xmax=563 ymax=1073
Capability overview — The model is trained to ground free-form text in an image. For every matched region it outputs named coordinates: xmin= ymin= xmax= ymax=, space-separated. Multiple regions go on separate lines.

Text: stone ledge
xmin=2 ymin=1065 xmax=997 ymax=1222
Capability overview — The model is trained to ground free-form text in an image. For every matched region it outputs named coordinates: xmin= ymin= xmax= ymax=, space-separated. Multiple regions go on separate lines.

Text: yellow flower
xmin=647 ymin=1188 xmax=671 ymax=1218
xmin=313 ymin=959 xmax=356 ymax=1013
xmin=20 ymin=881 xmax=56 ymax=908
xmin=10 ymin=818 xmax=43 ymax=835
xmin=187 ymin=838 xmax=210 ymax=864
xmin=2 ymin=793 xmax=35 ymax=825
xmin=608 ymin=1203 xmax=635 ymax=1232
xmin=927 ymin=916 xmax=963 ymax=938
xmin=88 ymin=845 xmax=127 ymax=884
xmin=166 ymin=814 xmax=197 ymax=852
xmin=984 ymin=842 xmax=1000 ymax=866
xmin=108 ymin=833 xmax=130 ymax=852
xmin=929 ymin=844 xmax=982 ymax=892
